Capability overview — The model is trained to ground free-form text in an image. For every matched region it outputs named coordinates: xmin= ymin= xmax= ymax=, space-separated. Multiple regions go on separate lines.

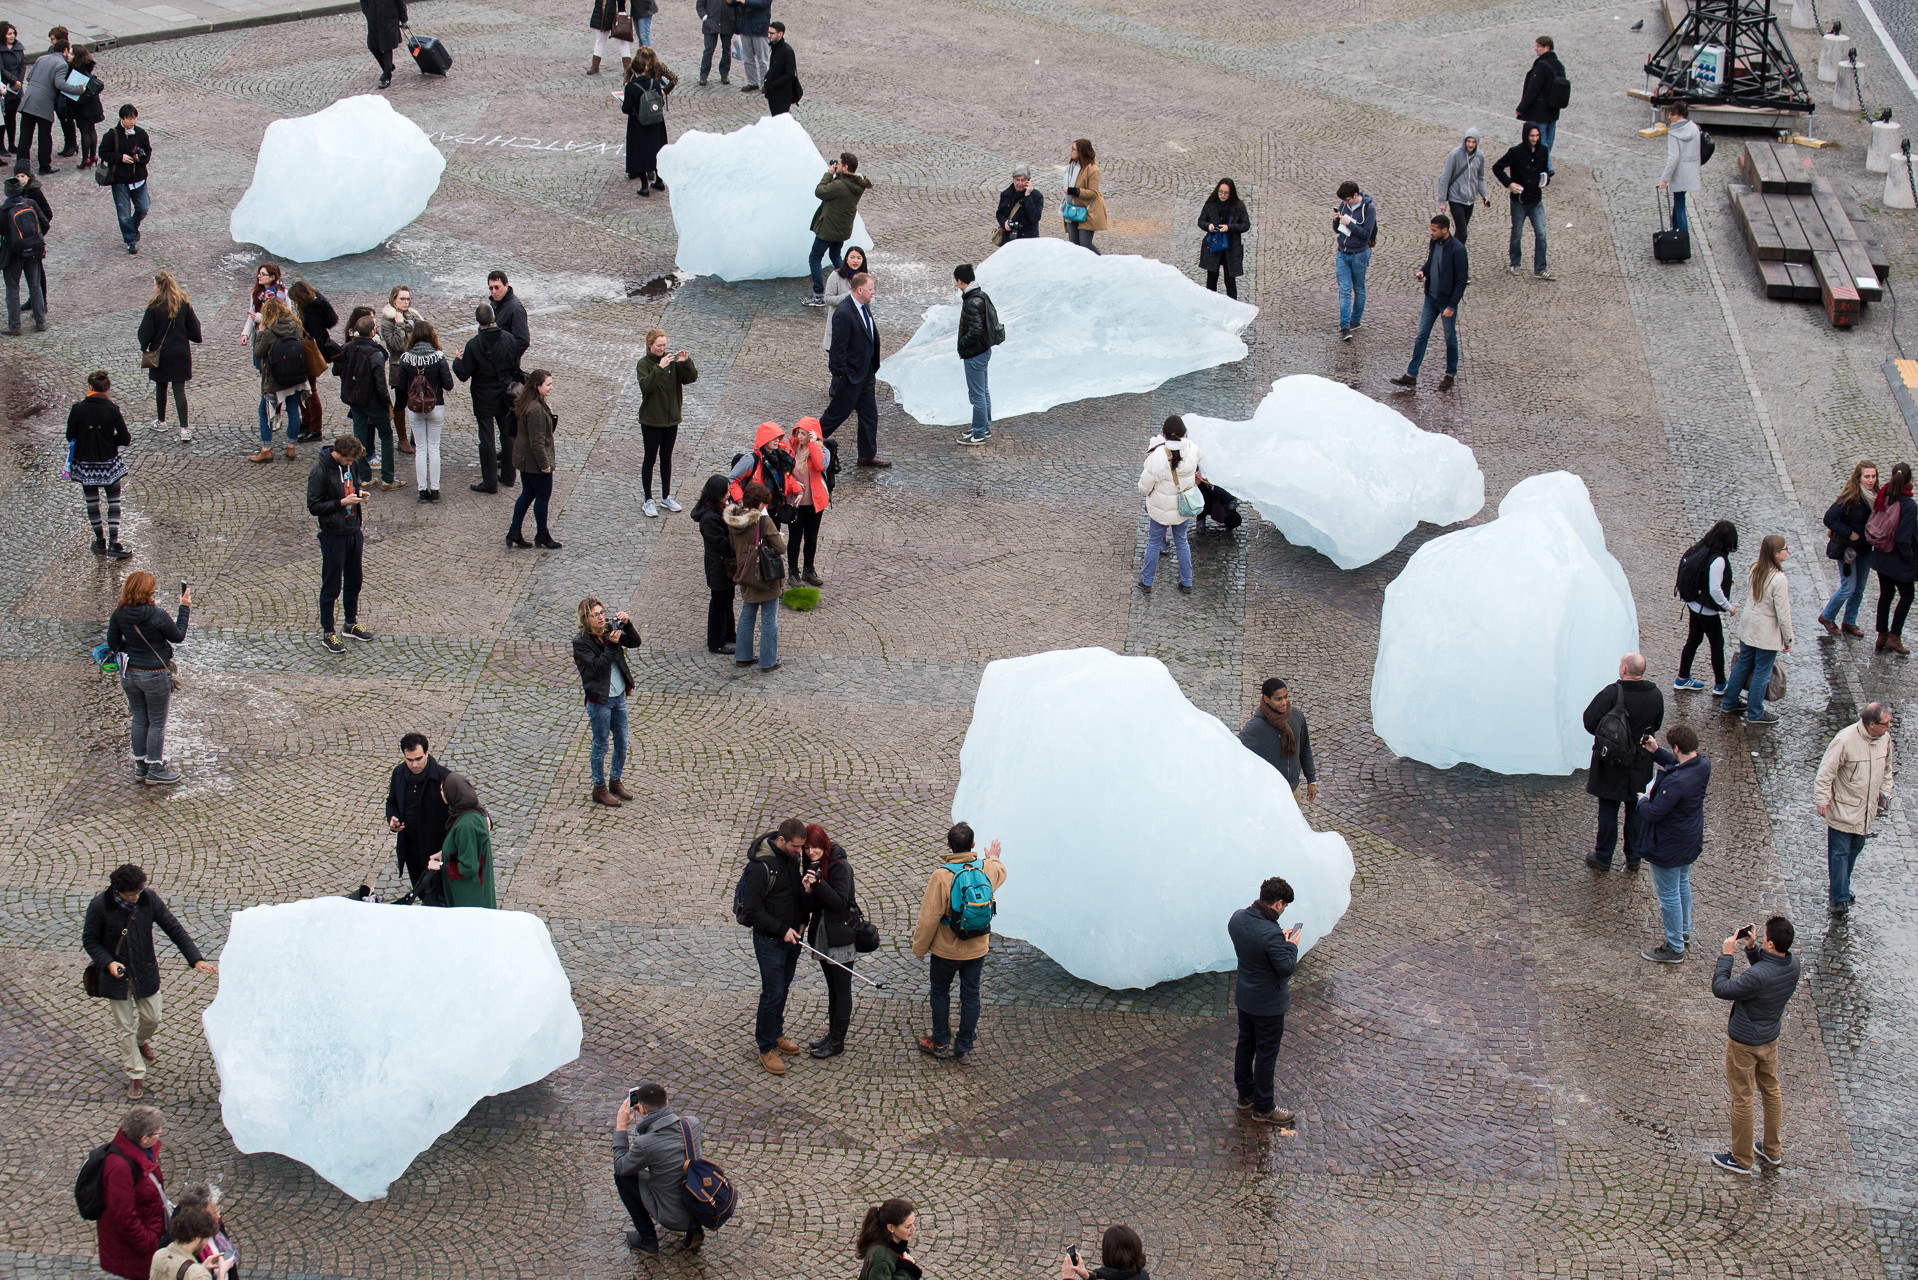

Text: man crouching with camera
xmin=612 ymin=1081 xmax=706 ymax=1255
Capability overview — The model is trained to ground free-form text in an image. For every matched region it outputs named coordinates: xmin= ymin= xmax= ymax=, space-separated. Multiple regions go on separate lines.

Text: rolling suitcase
xmin=1653 ymin=189 xmax=1691 ymax=262
xmin=407 ymin=33 xmax=452 ymax=76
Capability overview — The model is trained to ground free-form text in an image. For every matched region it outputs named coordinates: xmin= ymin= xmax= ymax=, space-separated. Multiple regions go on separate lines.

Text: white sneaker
xmin=177 ymin=426 xmax=192 ymax=442
xmin=661 ymin=495 xmax=682 ymax=512
xmin=643 ymin=498 xmax=659 ymax=517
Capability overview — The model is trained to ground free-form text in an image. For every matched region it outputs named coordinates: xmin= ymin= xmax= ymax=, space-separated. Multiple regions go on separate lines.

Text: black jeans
xmin=641 ymin=424 xmax=677 ymax=499
xmin=928 ymin=954 xmax=983 ymax=1052
xmin=472 ymin=393 xmax=505 ymax=487
xmin=13 ymin=111 xmax=48 ymax=172
xmin=819 ymin=951 xmax=852 ymax=1042
xmin=1877 ymin=573 xmax=1914 ymax=635
xmin=1448 ymin=200 xmax=1475 ymax=242
xmin=788 ymin=505 xmax=822 ymax=575
xmin=1233 ymin=1009 xmax=1285 ymax=1113
xmin=707 ymin=584 xmax=737 ymax=651
xmin=1594 ymin=796 xmax=1639 ymax=867
xmin=614 ymin=1172 xmax=657 ymax=1243
xmin=1679 ymin=610 xmax=1724 ymax=682
xmin=511 ymin=470 xmax=553 ymax=537
xmin=699 ymin=29 xmax=733 ymax=79
xmin=1204 ymin=268 xmax=1238 ymax=299
xmin=318 ymin=529 xmax=364 ymax=634
xmin=819 ymin=373 xmax=879 ymax=461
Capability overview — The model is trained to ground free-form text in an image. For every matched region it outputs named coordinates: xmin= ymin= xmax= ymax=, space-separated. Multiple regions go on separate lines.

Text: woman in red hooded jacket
xmin=785 ymin=416 xmax=830 ymax=585
xmin=726 ymin=421 xmax=804 ymax=515
xmin=97 ymin=1105 xmax=168 ymax=1280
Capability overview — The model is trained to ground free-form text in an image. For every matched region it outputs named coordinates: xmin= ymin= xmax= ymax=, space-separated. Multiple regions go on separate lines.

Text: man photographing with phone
xmin=1709 ymin=915 xmax=1800 ymax=1174
xmin=611 ymin=1081 xmax=706 ymax=1255
xmin=1227 ymin=876 xmax=1301 ymax=1128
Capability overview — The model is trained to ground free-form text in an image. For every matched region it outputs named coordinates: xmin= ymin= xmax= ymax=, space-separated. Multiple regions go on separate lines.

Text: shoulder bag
xmin=129 ymin=619 xmax=180 ymax=689
xmin=1767 ymin=661 xmax=1786 ymax=702
xmin=82 ymin=902 xmax=134 ymax=997
xmin=1062 ymin=201 xmax=1088 ymax=223
xmin=141 ymin=312 xmax=174 ymax=369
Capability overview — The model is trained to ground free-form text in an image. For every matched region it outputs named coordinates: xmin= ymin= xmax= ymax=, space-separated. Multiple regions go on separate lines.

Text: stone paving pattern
xmin=0 ymin=0 xmax=1914 ymax=1276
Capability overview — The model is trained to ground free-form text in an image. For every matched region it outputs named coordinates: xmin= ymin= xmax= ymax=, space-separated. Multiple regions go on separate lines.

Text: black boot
xmin=809 ymin=1037 xmax=844 ymax=1059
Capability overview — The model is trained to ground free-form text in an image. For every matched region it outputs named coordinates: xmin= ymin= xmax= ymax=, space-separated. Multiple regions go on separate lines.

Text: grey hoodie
xmin=1437 ymin=129 xmax=1487 ymax=206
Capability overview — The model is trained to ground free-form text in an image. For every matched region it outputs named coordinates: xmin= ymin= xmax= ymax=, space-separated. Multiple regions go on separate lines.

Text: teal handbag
xmin=1062 ymin=202 xmax=1088 ymax=223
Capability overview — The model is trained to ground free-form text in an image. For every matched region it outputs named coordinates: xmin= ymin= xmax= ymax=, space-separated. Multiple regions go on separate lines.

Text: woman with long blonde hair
xmin=1819 ymin=461 xmax=1879 ymax=637
xmin=1721 ymin=533 xmax=1792 ymax=723
xmin=137 ymin=272 xmax=202 ymax=443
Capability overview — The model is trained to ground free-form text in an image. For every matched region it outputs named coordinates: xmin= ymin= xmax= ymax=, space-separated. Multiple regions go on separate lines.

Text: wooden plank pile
xmin=1729 ymin=140 xmax=1889 ymax=327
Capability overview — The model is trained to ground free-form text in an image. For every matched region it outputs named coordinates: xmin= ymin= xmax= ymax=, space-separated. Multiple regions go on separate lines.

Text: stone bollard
xmin=1820 ymin=30 xmax=1850 ymax=82
xmin=1835 ymin=55 xmax=1858 ymax=107
xmin=1885 ymin=152 xmax=1917 ymax=208
xmin=1791 ymin=0 xmax=1818 ymax=28
xmin=1869 ymin=119 xmax=1903 ymax=173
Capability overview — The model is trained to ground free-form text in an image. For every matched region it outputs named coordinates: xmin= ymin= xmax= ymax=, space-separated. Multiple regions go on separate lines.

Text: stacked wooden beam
xmin=1728 ymin=140 xmax=1889 ymax=327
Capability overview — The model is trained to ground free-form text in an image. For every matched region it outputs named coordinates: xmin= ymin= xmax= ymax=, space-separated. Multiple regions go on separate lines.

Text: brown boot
xmin=776 ymin=1036 xmax=802 ymax=1055
xmin=609 ymin=778 xmax=634 ymax=801
xmin=1843 ymin=623 xmax=1867 ymax=637
xmin=1889 ymin=633 xmax=1910 ymax=656
xmin=758 ymin=1050 xmax=787 ymax=1075
xmin=1878 ymin=632 xmax=1890 ymax=652
xmin=593 ymin=785 xmax=622 ymax=807
xmin=249 ymin=447 xmax=274 ymax=463
xmin=588 ymin=54 xmax=602 ymax=74
xmin=283 ymin=442 xmax=298 ymax=460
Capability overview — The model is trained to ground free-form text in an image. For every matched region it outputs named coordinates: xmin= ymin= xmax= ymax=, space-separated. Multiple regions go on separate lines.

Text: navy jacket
xmin=1824 ymin=495 xmax=1871 ymax=562
xmin=1228 ymin=905 xmax=1298 ymax=1016
xmin=1637 ymin=748 xmax=1709 ymax=868
xmin=1335 ymin=194 xmax=1376 ymax=254
xmin=1420 ymin=234 xmax=1469 ymax=309
xmin=828 ymin=295 xmax=881 ymax=382
xmin=81 ymin=887 xmax=204 ymax=1001
xmin=1712 ymin=946 xmax=1801 ymax=1046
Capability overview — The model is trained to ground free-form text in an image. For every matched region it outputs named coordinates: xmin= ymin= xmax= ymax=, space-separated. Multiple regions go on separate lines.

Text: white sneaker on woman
xmin=661 ymin=495 xmax=682 ymax=512
xmin=643 ymin=498 xmax=658 ymax=517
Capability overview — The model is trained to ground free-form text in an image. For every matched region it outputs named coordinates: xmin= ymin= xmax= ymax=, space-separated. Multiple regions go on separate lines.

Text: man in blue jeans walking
xmin=953 ymin=263 xmax=1001 ymax=444
xmin=738 ymin=817 xmax=810 ymax=1074
xmin=571 ymin=596 xmax=640 ymax=809
xmin=1228 ymin=875 xmax=1299 ymax=1126
xmin=1333 ymin=180 xmax=1374 ymax=340
xmin=100 ymin=104 xmax=151 ymax=253
xmin=1391 ymin=214 xmax=1469 ymax=391
xmin=912 ymin=822 xmax=1007 ymax=1062
xmin=1814 ymin=703 xmax=1894 ymax=916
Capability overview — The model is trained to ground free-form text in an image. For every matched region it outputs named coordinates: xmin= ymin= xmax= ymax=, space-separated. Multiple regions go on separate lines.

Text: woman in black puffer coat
xmin=61 ymin=44 xmax=104 ymax=167
xmin=692 ymin=473 xmax=736 ymax=654
xmin=800 ymin=823 xmax=857 ymax=1058
xmin=1197 ymin=178 xmax=1250 ymax=299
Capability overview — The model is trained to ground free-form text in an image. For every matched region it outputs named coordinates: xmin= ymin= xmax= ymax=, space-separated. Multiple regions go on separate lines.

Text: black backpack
xmin=1699 ymin=130 xmax=1716 ymax=165
xmin=1546 ymin=65 xmax=1572 ymax=110
xmin=337 ymin=342 xmax=383 ymax=408
xmin=1673 ymin=542 xmax=1716 ymax=605
xmin=74 ymin=1142 xmax=134 ymax=1221
xmin=731 ymin=835 xmax=777 ymax=927
xmin=981 ymin=293 xmax=1006 ymax=347
xmin=4 ymin=196 xmax=44 ymax=261
xmin=267 ymin=332 xmax=308 ymax=388
xmin=1591 ymin=683 xmax=1637 ymax=766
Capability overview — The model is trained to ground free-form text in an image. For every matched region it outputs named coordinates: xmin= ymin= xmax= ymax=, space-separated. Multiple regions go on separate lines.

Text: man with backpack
xmin=1579 ymin=652 xmax=1664 ymax=871
xmin=1332 ymin=180 xmax=1375 ymax=341
xmin=1515 ymin=34 xmax=1568 ymax=174
xmin=613 ymin=1081 xmax=711 ymax=1255
xmin=81 ymin=864 xmax=215 ymax=1100
xmin=954 ymin=263 xmax=1004 ymax=445
xmin=0 ymin=172 xmax=48 ymax=334
xmin=335 ymin=315 xmax=398 ymax=489
xmin=80 ymin=1104 xmax=170 ymax=1280
xmin=452 ymin=303 xmax=520 ymax=493
xmin=910 ymin=822 xmax=1007 ymax=1062
xmin=737 ymin=817 xmax=811 ymax=1074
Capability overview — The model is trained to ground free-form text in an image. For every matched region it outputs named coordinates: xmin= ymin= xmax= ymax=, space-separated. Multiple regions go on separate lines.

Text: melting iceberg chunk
xmin=1371 ymin=472 xmax=1639 ymax=775
xmin=1182 ymin=374 xmax=1484 ymax=569
xmin=879 ymin=237 xmax=1258 ymax=426
xmin=657 ymin=114 xmax=872 ymax=281
xmin=229 ymin=95 xmax=446 ymax=263
xmin=202 ymin=897 xmax=582 ymax=1201
xmin=951 ymin=647 xmax=1353 ymax=989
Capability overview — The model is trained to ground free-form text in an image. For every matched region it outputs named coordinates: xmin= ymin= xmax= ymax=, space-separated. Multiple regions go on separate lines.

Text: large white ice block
xmin=229 ymin=95 xmax=446 ymax=263
xmin=202 ymin=897 xmax=582 ymax=1201
xmin=657 ymin=114 xmax=871 ymax=281
xmin=1183 ymin=375 xmax=1484 ymax=569
xmin=879 ymin=237 xmax=1259 ymax=426
xmin=952 ymin=647 xmax=1353 ymax=989
xmin=1371 ymin=472 xmax=1639 ymax=775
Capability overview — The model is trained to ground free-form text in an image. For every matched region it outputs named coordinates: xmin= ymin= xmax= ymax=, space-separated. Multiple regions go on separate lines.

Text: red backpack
xmin=1866 ymin=500 xmax=1902 ymax=553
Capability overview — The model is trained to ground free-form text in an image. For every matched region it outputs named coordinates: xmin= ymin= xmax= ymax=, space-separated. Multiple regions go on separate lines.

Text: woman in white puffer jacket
xmin=1136 ymin=416 xmax=1201 ymax=592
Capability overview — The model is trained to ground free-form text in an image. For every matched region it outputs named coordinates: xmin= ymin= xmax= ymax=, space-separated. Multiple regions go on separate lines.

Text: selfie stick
xmin=793 ymin=936 xmax=887 ymax=989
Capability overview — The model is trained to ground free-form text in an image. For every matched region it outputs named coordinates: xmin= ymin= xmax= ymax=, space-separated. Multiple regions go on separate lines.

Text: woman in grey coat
xmin=1659 ymin=100 xmax=1703 ymax=233
xmin=1435 ymin=128 xmax=1489 ymax=242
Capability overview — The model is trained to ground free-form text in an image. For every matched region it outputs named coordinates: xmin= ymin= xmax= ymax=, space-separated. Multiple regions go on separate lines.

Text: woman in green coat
xmin=436 ymin=773 xmax=496 ymax=909
xmin=634 ymin=327 xmax=697 ymax=518
xmin=854 ymin=1199 xmax=920 ymax=1280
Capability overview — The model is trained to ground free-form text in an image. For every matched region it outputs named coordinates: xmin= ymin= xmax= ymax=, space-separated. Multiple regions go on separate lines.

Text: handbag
xmin=141 ymin=312 xmax=174 ymax=369
xmin=93 ymin=157 xmax=114 ymax=187
xmin=82 ymin=912 xmax=133 ymax=997
xmin=849 ymin=902 xmax=881 ymax=953
xmin=1062 ymin=201 xmax=1088 ymax=223
xmin=1766 ymin=661 xmax=1785 ymax=702
xmin=1204 ymin=228 xmax=1231 ymax=254
xmin=302 ymin=336 xmax=328 ymax=380
xmin=610 ymin=12 xmax=635 ymax=41
xmin=129 ymin=620 xmax=180 ymax=690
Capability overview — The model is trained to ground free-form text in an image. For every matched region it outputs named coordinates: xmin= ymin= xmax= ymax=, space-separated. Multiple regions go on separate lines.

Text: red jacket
xmin=728 ymin=422 xmax=805 ymax=507
xmin=97 ymin=1131 xmax=165 ymax=1280
xmin=790 ymin=416 xmax=830 ymax=512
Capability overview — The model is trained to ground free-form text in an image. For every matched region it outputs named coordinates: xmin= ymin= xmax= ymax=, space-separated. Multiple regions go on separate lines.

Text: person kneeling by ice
xmin=613 ymin=1081 xmax=707 ymax=1255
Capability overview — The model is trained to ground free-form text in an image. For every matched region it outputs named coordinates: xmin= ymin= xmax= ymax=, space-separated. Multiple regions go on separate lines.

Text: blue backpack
xmin=678 ymin=1118 xmax=737 ymax=1230
xmin=942 ymin=857 xmax=996 ymax=940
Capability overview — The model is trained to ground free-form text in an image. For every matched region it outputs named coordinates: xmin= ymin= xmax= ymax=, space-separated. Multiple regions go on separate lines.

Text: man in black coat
xmin=738 ymin=817 xmax=810 ymax=1075
xmin=696 ymin=0 xmax=734 ymax=84
xmin=100 ymin=104 xmax=152 ymax=254
xmin=1491 ymin=126 xmax=1552 ymax=279
xmin=362 ymin=0 xmax=408 ymax=89
xmin=821 ymin=271 xmax=886 ymax=466
xmin=81 ymin=863 xmax=215 ymax=1099
xmin=1390 ymin=214 xmax=1468 ymax=391
xmin=1514 ymin=35 xmax=1565 ymax=172
xmin=453 ymin=304 xmax=521 ymax=493
xmin=307 ymin=434 xmax=373 ymax=654
xmin=762 ymin=22 xmax=798 ymax=116
xmin=486 ymin=270 xmax=529 ymax=357
xmin=386 ymin=732 xmax=451 ymax=889
xmin=1226 ymin=875 xmax=1300 ymax=1126
xmin=0 ymin=173 xmax=49 ymax=334
xmin=995 ymin=165 xmax=1044 ymax=240
xmin=1579 ymin=651 xmax=1664 ymax=871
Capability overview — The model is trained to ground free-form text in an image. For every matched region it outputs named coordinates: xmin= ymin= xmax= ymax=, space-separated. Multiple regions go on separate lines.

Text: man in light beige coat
xmin=1814 ymin=701 xmax=1893 ymax=916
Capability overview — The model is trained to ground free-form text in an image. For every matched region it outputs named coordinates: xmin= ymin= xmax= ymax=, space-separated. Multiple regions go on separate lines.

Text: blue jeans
xmin=1141 ymin=518 xmax=1192 ymax=588
xmin=1406 ymin=296 xmax=1459 ymax=377
xmin=752 ymin=931 xmax=799 ymax=1051
xmin=639 ymin=14 xmax=650 ymax=44
xmin=739 ymin=597 xmax=779 ymax=668
xmin=963 ymin=349 xmax=992 ymax=438
xmin=928 ymin=954 xmax=984 ymax=1052
xmin=1335 ymin=247 xmax=1370 ymax=328
xmin=1670 ymin=190 xmax=1688 ymax=232
xmin=1827 ymin=827 xmax=1867 ymax=907
xmin=258 ymin=386 xmax=301 ymax=443
xmin=1721 ymin=642 xmax=1777 ymax=718
xmin=1822 ymin=559 xmax=1867 ymax=627
xmin=1525 ymin=119 xmax=1556 ymax=168
xmin=1650 ymin=862 xmax=1693 ymax=953
xmin=1233 ymin=1009 xmax=1285 ymax=1113
xmin=349 ymin=404 xmax=395 ymax=485
xmin=1509 ymin=197 xmax=1547 ymax=272
xmin=808 ymin=236 xmax=843 ymax=296
xmin=586 ymin=694 xmax=628 ymax=787
xmin=111 ymin=182 xmax=151 ymax=248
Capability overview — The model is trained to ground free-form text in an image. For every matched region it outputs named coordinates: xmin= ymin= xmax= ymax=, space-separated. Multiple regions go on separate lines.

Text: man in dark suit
xmin=821 ymin=271 xmax=888 ymax=466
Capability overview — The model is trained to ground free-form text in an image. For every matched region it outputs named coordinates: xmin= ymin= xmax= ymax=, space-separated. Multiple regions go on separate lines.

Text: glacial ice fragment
xmin=1182 ymin=374 xmax=1484 ymax=569
xmin=951 ymin=647 xmax=1353 ymax=989
xmin=201 ymin=897 xmax=582 ymax=1201
xmin=1371 ymin=472 xmax=1639 ymax=775
xmin=656 ymin=114 xmax=871 ymax=281
xmin=879 ymin=237 xmax=1258 ymax=426
xmin=229 ymin=95 xmax=446 ymax=263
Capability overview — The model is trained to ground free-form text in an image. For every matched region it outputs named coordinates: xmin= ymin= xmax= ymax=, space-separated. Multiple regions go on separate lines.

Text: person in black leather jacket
xmin=994 ymin=166 xmax=1043 ymax=239
xmin=955 ymin=264 xmax=998 ymax=445
xmin=572 ymin=595 xmax=640 ymax=808
xmin=306 ymin=435 xmax=372 ymax=653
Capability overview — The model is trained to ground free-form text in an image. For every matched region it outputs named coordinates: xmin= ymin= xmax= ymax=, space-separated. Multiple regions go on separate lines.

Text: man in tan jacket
xmin=1814 ymin=701 xmax=1893 ymax=916
xmin=911 ymin=822 xmax=1006 ymax=1062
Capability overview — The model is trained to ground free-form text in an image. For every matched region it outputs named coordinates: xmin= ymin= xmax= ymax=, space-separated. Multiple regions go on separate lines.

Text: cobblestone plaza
xmin=0 ymin=0 xmax=1916 ymax=1274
